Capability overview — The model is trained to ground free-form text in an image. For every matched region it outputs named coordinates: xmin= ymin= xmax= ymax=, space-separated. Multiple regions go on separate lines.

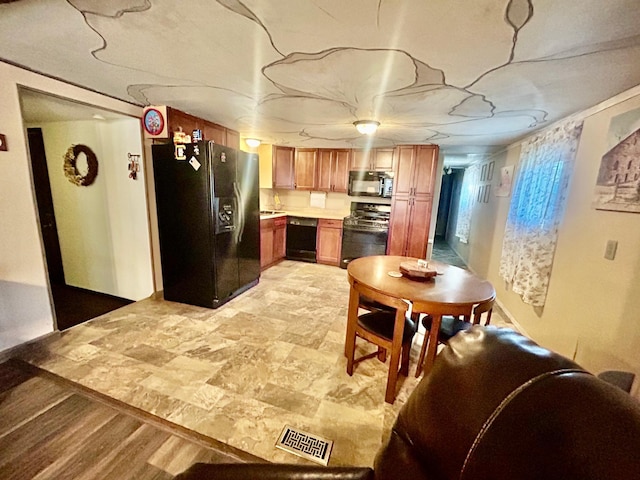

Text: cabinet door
xmin=226 ymin=129 xmax=240 ymax=149
xmin=316 ymin=219 xmax=343 ymax=265
xmin=260 ymin=219 xmax=274 ymax=268
xmin=295 ymin=148 xmax=318 ymax=190
xmin=167 ymin=108 xmax=198 ymax=137
xmin=406 ymin=197 xmax=432 ymax=258
xmin=273 ymin=146 xmax=295 ymax=189
xmin=393 ymin=146 xmax=416 ymax=196
xmin=350 ymin=149 xmax=372 ymax=170
xmin=387 ymin=196 xmax=412 ymax=256
xmin=332 ymin=149 xmax=350 ymax=192
xmin=413 ymin=145 xmax=438 ymax=196
xmin=274 ymin=220 xmax=286 ymax=260
xmin=203 ymin=122 xmax=226 ymax=145
xmin=373 ymin=148 xmax=395 ymax=171
xmin=316 ymin=149 xmax=333 ymax=192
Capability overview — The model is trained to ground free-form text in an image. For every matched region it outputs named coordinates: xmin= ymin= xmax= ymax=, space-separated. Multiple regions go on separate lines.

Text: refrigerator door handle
xmin=233 ymin=181 xmax=245 ymax=243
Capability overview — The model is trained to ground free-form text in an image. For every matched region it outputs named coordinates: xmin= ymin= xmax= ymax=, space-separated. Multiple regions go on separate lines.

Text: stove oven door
xmin=340 ymin=226 xmax=389 ymax=268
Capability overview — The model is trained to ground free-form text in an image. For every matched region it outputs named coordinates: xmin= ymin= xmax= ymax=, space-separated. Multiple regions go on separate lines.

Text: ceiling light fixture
xmin=353 ymin=120 xmax=380 ymax=135
xmin=245 ymin=138 xmax=261 ymax=148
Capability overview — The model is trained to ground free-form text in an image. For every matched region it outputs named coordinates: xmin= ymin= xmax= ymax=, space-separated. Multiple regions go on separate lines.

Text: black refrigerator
xmin=152 ymin=141 xmax=260 ymax=308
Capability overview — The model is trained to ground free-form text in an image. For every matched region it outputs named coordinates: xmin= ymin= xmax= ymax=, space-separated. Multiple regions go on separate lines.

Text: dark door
xmin=209 ymin=143 xmax=239 ymax=302
xmin=236 ymin=150 xmax=260 ymax=288
xmin=28 ymin=128 xmax=65 ymax=285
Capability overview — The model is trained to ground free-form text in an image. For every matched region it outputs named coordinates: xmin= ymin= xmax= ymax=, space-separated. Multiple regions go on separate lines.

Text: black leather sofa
xmin=177 ymin=326 xmax=640 ymax=479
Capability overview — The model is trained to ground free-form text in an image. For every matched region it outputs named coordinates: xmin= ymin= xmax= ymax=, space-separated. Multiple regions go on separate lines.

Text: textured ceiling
xmin=2 ymin=0 xmax=640 ymax=154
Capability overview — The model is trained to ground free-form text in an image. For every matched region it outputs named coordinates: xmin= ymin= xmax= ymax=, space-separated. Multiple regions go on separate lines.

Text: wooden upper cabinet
xmin=393 ymin=145 xmax=438 ymax=197
xmin=350 ymin=149 xmax=372 ymax=170
xmin=272 ymin=145 xmax=295 ymax=189
xmin=413 ymin=146 xmax=438 ymax=196
xmin=317 ymin=149 xmax=350 ymax=192
xmin=294 ymin=148 xmax=318 ymax=190
xmin=166 ymin=107 xmax=237 ymax=147
xmin=225 ymin=129 xmax=240 ymax=149
xmin=350 ymin=148 xmax=394 ymax=171
xmin=393 ymin=146 xmax=416 ymax=196
xmin=167 ymin=107 xmax=198 ymax=137
xmin=332 ymin=149 xmax=350 ymax=192
xmin=203 ymin=123 xmax=225 ymax=145
xmin=317 ymin=150 xmax=333 ymax=191
xmin=373 ymin=148 xmax=395 ymax=171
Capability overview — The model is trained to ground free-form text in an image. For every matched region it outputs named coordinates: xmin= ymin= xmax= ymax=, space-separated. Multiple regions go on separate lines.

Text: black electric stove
xmin=340 ymin=202 xmax=391 ymax=268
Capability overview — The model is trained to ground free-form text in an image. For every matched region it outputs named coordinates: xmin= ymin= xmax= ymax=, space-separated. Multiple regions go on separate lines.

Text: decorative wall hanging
xmin=593 ymin=106 xmax=640 ymax=213
xmin=128 ymin=153 xmax=141 ymax=180
xmin=63 ymin=144 xmax=98 ymax=186
xmin=142 ymin=105 xmax=168 ymax=139
xmin=495 ymin=165 xmax=514 ymax=197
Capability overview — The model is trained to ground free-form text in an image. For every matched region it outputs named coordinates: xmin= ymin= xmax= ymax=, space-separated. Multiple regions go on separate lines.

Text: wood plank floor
xmin=0 ymin=359 xmax=264 ymax=479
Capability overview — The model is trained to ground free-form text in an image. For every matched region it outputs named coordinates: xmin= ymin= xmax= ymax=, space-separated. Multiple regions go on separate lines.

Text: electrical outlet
xmin=604 ymin=240 xmax=618 ymax=260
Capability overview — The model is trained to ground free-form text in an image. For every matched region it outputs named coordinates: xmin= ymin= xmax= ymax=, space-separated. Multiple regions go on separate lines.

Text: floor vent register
xmin=275 ymin=425 xmax=333 ymax=465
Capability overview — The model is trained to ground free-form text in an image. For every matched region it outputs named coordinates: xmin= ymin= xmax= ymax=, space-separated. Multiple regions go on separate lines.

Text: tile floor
xmin=17 ymin=260 xmax=513 ymax=468
xmin=432 ymin=237 xmax=467 ymax=269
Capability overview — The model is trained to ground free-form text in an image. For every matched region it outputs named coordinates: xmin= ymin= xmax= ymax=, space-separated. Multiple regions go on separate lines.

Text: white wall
xmin=452 ymin=85 xmax=640 ymax=390
xmin=38 ymin=119 xmax=153 ymax=300
xmin=0 ymin=61 xmax=145 ymax=353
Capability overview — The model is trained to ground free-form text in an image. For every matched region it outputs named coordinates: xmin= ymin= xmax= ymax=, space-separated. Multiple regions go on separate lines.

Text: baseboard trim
xmin=494 ymin=298 xmax=530 ymax=338
xmin=0 ymin=330 xmax=60 ymax=363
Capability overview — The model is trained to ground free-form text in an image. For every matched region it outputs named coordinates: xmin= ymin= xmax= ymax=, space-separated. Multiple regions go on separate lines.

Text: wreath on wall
xmin=63 ymin=144 xmax=98 ymax=186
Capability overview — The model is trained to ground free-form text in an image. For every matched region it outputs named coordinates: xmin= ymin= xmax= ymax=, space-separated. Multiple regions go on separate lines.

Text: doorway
xmin=432 ymin=168 xmax=467 ymax=268
xmin=27 ymin=127 xmax=133 ymax=330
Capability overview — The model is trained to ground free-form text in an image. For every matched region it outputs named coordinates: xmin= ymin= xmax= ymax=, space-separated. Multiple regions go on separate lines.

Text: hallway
xmin=431 ymin=237 xmax=466 ymax=269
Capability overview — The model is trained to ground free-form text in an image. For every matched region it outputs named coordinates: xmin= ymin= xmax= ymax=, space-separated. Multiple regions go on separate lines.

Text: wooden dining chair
xmin=345 ymin=281 xmax=415 ymax=404
xmin=414 ymin=297 xmax=495 ymax=377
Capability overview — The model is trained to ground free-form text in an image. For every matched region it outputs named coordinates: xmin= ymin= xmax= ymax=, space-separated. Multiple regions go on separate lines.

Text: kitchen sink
xmin=259 ymin=210 xmax=286 ymax=215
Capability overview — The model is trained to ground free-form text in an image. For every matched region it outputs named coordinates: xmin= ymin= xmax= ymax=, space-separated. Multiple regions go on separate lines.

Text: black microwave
xmin=348 ymin=171 xmax=394 ymax=198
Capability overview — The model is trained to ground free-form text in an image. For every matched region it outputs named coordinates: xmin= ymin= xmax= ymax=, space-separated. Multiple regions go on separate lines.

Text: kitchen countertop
xmin=259 ymin=208 xmax=349 ymax=220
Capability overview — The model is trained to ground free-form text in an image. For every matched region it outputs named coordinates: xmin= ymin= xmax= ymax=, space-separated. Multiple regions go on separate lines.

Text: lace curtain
xmin=499 ymin=120 xmax=583 ymax=307
xmin=455 ymin=164 xmax=480 ymax=244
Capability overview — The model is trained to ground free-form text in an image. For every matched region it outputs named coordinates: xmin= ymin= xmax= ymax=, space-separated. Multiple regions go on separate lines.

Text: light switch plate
xmin=604 ymin=240 xmax=618 ymax=260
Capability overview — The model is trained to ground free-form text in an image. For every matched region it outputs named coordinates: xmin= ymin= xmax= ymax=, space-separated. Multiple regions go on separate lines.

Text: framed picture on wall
xmin=487 ymin=161 xmax=495 ymax=181
xmin=484 ymin=184 xmax=491 ymax=203
xmin=592 ymin=106 xmax=640 ymax=213
xmin=495 ymin=165 xmax=514 ymax=197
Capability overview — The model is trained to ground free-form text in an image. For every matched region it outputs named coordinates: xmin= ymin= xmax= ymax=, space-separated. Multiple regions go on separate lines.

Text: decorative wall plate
xmin=143 ymin=107 xmax=165 ymax=136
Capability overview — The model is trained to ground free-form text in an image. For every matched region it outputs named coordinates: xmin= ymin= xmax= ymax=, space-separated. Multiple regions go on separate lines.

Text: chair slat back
xmin=352 ymin=280 xmax=409 ymax=313
xmin=472 ymin=296 xmax=495 ymax=326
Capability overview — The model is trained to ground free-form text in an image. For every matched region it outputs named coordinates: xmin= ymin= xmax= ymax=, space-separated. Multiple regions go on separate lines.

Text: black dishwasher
xmin=286 ymin=216 xmax=318 ymax=262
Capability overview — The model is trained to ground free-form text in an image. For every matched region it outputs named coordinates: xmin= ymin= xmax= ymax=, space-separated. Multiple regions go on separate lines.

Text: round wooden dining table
xmin=345 ymin=255 xmax=496 ymax=403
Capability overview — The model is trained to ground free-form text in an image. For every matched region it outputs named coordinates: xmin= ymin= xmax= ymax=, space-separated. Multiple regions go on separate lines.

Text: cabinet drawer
xmin=318 ymin=218 xmax=343 ymax=228
xmin=274 ymin=216 xmax=287 ymax=227
xmin=260 ymin=218 xmax=275 ymax=229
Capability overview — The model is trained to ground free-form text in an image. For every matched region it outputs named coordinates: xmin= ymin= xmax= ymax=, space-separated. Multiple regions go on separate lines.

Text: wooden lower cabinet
xmin=274 ymin=218 xmax=286 ymax=260
xmin=316 ymin=218 xmax=343 ymax=266
xmin=260 ymin=216 xmax=286 ymax=269
xmin=387 ymin=196 xmax=433 ymax=258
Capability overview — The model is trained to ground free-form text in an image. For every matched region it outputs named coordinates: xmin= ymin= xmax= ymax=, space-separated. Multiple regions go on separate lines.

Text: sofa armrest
xmin=175 ymin=463 xmax=374 ymax=480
